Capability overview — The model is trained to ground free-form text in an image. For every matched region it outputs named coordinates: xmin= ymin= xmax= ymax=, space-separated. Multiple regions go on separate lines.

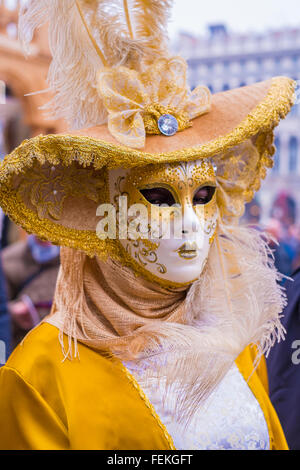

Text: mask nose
xmin=182 ymin=203 xmax=202 ymax=236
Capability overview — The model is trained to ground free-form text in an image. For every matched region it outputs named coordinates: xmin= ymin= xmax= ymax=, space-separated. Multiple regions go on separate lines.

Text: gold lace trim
xmin=0 ymin=77 xmax=293 ymax=177
xmin=119 ymin=362 xmax=176 ymax=450
xmin=17 ymin=162 xmax=105 ymax=220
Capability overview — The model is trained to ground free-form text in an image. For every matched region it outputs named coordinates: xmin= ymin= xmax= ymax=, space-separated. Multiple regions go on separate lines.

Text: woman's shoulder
xmin=6 ymin=322 xmax=62 ymax=365
xmin=4 ymin=322 xmax=72 ymax=376
xmin=3 ymin=322 xmax=122 ymax=392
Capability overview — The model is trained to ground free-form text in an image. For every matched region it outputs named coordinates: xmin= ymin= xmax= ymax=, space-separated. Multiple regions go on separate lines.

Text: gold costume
xmin=0 ymin=323 xmax=288 ymax=450
xmin=0 ymin=0 xmax=296 ymax=450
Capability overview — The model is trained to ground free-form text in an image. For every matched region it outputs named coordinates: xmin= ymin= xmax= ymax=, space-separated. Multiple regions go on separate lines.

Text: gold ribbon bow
xmin=97 ymin=57 xmax=211 ymax=149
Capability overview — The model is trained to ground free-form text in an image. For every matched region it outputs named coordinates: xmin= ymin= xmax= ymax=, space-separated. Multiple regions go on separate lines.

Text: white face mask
xmin=109 ymin=159 xmax=218 ymax=286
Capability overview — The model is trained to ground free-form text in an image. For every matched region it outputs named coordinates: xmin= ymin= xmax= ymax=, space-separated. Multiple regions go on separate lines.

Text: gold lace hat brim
xmin=0 ymin=76 xmax=295 ymax=258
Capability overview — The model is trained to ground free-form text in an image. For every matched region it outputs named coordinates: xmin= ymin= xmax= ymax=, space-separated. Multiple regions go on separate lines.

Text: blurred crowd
xmin=243 ymin=191 xmax=300 ymax=279
xmin=0 ymin=215 xmax=60 ymax=361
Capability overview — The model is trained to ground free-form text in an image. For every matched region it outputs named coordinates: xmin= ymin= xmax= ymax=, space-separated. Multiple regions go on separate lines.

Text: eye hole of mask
xmin=193 ymin=186 xmax=216 ymax=205
xmin=140 ymin=187 xmax=176 ymax=206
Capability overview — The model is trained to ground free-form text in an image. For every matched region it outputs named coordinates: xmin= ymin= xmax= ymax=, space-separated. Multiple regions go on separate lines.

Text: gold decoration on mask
xmin=128 ymin=239 xmax=167 ymax=275
xmin=120 ymin=240 xmax=193 ymax=289
xmin=141 ymin=238 xmax=159 ymax=250
xmin=110 ymin=159 xmax=218 ymax=284
xmin=122 ymin=160 xmax=218 ymax=248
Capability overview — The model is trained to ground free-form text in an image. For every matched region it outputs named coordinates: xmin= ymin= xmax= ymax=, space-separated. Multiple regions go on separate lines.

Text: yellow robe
xmin=0 ymin=322 xmax=288 ymax=450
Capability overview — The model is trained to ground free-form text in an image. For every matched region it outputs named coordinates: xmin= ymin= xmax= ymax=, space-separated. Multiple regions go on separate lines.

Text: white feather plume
xmin=18 ymin=0 xmax=173 ymax=129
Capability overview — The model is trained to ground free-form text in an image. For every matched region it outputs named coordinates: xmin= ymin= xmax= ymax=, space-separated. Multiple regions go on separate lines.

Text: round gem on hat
xmin=157 ymin=114 xmax=178 ymax=136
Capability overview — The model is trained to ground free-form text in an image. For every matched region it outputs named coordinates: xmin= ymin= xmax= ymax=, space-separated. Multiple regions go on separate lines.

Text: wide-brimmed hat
xmin=0 ymin=0 xmax=295 ymax=259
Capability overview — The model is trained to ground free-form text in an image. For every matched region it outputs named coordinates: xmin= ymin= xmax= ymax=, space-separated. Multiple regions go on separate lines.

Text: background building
xmin=173 ymin=25 xmax=300 ymax=224
xmin=0 ymin=0 xmax=66 ymax=157
xmin=0 ymin=0 xmax=67 ymax=243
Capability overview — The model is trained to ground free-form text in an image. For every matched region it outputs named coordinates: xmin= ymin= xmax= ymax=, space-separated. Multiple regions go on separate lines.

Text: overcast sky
xmin=5 ymin=0 xmax=300 ymax=37
xmin=169 ymin=0 xmax=300 ymax=37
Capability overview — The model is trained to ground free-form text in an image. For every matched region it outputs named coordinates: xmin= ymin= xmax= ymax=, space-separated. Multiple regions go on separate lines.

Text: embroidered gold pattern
xmin=127 ymin=239 xmax=167 ymax=275
xmin=18 ymin=162 xmax=105 ymax=220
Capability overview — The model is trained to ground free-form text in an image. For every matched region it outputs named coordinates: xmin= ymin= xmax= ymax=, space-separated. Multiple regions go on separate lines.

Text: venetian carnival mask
xmin=108 ymin=159 xmax=218 ymax=285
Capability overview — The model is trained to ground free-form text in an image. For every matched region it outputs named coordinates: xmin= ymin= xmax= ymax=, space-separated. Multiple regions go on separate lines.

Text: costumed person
xmin=267 ymin=266 xmax=300 ymax=450
xmin=267 ymin=191 xmax=299 ymax=277
xmin=0 ymin=208 xmax=11 ymax=364
xmin=2 ymin=235 xmax=60 ymax=349
xmin=0 ymin=0 xmax=296 ymax=450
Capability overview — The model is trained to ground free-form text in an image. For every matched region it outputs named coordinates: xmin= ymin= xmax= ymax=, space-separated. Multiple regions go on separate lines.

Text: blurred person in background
xmin=265 ymin=218 xmax=295 ymax=279
xmin=242 ymin=197 xmax=262 ymax=230
xmin=266 ymin=191 xmax=300 ymax=277
xmin=1 ymin=85 xmax=32 ymax=250
xmin=0 ymin=256 xmax=11 ymax=364
xmin=267 ymin=266 xmax=300 ymax=450
xmin=0 ymin=207 xmax=11 ymax=364
xmin=289 ymin=224 xmax=300 ymax=271
xmin=271 ymin=191 xmax=297 ymax=229
xmin=242 ymin=193 xmax=300 ymax=278
xmin=2 ymin=234 xmax=60 ymax=349
xmin=266 ymin=191 xmax=300 ymax=449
